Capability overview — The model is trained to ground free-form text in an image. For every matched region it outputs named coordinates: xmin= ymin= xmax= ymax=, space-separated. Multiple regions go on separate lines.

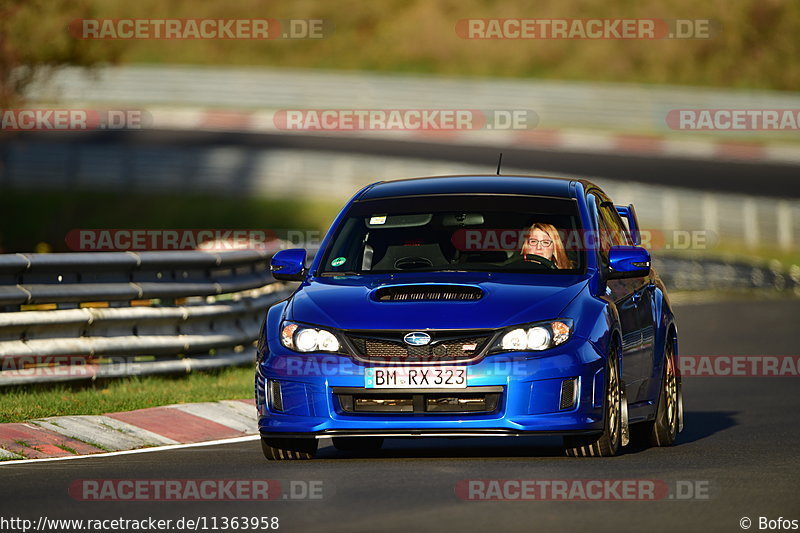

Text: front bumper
xmin=256 ymin=337 xmax=606 ymax=437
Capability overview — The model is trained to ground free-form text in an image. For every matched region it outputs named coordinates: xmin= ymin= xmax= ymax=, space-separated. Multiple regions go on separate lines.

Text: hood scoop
xmin=373 ymin=284 xmax=484 ymax=302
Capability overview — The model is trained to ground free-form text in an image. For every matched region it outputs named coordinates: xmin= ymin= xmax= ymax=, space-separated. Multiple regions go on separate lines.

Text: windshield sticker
xmin=369 ymin=215 xmax=387 ymax=225
xmin=331 ymin=257 xmax=347 ymax=267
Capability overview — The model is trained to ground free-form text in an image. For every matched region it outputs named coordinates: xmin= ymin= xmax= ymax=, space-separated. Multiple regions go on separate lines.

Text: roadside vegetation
xmin=0 ymin=189 xmax=340 ymax=253
xmin=2 ymin=0 xmax=798 ymax=109
xmin=0 ymin=366 xmax=254 ymax=423
xmin=91 ymin=0 xmax=800 ymax=90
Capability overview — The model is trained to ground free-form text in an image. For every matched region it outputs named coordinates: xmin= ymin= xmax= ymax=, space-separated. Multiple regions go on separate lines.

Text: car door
xmin=634 ymin=283 xmax=656 ymax=402
xmin=589 ymin=192 xmax=651 ymax=403
xmin=599 ymin=194 xmax=655 ymax=402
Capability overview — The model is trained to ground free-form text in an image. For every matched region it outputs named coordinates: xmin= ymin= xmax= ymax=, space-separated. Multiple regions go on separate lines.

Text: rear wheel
xmin=564 ymin=341 xmax=625 ymax=457
xmin=632 ymin=337 xmax=681 ymax=447
xmin=332 ymin=437 xmax=384 ymax=453
xmin=261 ymin=436 xmax=318 ymax=460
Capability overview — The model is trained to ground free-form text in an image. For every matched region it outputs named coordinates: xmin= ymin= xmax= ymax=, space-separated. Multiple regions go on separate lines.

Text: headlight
xmin=501 ymin=328 xmax=528 ymax=350
xmin=527 ymin=327 xmax=551 ymax=350
xmin=280 ymin=322 xmax=341 ymax=353
xmin=295 ymin=328 xmax=319 ymax=352
xmin=491 ymin=319 xmax=573 ymax=353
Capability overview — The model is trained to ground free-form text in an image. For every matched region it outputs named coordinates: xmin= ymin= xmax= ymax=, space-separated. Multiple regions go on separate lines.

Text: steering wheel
xmin=394 ymin=256 xmax=434 ymax=270
xmin=523 ymin=254 xmax=557 ymax=269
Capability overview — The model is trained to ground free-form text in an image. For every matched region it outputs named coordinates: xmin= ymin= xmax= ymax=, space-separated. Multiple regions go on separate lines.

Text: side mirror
xmin=608 ymin=246 xmax=650 ymax=279
xmin=270 ymin=249 xmax=307 ymax=281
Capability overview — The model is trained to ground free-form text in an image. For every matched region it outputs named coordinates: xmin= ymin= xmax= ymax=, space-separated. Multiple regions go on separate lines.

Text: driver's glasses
xmin=527 ymin=239 xmax=553 ymax=247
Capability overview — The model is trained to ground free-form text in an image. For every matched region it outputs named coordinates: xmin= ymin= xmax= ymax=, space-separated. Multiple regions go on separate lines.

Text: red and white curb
xmin=0 ymin=399 xmax=257 ymax=461
xmin=144 ymin=107 xmax=800 ymax=166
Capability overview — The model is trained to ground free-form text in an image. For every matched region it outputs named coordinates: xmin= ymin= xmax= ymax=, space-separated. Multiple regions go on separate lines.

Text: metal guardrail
xmin=654 ymin=255 xmax=800 ymax=293
xmin=0 ymin=250 xmax=274 ymax=306
xmin=0 ymin=250 xmax=291 ymax=386
xmin=0 ymin=248 xmax=797 ymax=387
xmin=26 ymin=65 xmax=800 ymax=136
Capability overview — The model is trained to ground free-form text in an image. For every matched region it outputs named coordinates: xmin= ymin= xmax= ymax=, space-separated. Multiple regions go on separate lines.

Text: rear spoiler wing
xmin=615 ymin=204 xmax=641 ymax=245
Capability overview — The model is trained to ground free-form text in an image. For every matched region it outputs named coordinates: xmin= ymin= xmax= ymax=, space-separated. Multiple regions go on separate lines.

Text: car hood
xmin=286 ymin=271 xmax=589 ymax=330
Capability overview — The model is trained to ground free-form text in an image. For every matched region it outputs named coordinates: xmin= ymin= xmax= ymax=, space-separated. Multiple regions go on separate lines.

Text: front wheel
xmin=632 ymin=336 xmax=682 ymax=447
xmin=564 ymin=341 xmax=626 ymax=457
xmin=261 ymin=436 xmax=318 ymax=460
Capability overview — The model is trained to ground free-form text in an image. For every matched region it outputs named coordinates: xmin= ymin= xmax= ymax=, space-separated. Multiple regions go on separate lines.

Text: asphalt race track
xmin=5 ymin=130 xmax=800 ymax=197
xmin=1 ymin=298 xmax=798 ymax=533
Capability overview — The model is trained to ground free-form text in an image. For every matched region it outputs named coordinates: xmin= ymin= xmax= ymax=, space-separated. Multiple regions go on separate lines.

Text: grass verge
xmin=0 ymin=188 xmax=341 ymax=253
xmin=0 ymin=366 xmax=254 ymax=424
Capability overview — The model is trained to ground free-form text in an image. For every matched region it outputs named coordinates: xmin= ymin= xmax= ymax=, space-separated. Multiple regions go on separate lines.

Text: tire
xmin=564 ymin=341 xmax=624 ymax=457
xmin=332 ymin=437 xmax=384 ymax=453
xmin=632 ymin=336 xmax=681 ymax=447
xmin=261 ymin=436 xmax=318 ymax=460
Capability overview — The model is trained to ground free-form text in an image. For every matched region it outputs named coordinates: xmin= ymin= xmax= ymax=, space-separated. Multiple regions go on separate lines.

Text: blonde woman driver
xmin=520 ymin=223 xmax=573 ymax=269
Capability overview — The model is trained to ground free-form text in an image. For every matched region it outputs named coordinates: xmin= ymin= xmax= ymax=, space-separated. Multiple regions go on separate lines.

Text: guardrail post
xmin=702 ymin=193 xmax=719 ymax=243
xmin=743 ymin=198 xmax=759 ymax=250
xmin=661 ymin=191 xmax=679 ymax=232
xmin=776 ymin=200 xmax=794 ymax=251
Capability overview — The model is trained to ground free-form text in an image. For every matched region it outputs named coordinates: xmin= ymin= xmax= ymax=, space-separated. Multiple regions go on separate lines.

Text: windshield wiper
xmin=318 ymin=271 xmax=362 ymax=277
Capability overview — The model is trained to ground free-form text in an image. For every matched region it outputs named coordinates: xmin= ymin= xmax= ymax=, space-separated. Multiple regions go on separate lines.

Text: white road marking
xmin=0 ymin=435 xmax=261 ymax=467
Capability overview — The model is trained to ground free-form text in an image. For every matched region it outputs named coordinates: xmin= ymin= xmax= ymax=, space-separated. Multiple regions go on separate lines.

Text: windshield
xmin=318 ymin=194 xmax=585 ymax=275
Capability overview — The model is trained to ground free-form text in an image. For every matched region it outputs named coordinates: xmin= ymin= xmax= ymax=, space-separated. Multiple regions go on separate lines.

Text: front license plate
xmin=365 ymin=366 xmax=467 ymax=388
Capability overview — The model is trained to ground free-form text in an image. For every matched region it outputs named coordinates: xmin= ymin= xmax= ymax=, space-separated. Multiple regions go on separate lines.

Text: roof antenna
xmin=496 ymin=152 xmax=503 ymax=175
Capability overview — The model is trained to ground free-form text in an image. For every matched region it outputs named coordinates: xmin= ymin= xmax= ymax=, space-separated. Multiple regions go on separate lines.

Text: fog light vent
xmin=268 ymin=379 xmax=283 ymax=412
xmin=560 ymin=378 xmax=578 ymax=410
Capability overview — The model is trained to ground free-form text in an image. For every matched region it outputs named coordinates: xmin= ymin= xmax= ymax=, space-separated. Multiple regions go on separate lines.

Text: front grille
xmin=353 ymin=396 xmax=413 ymax=412
xmin=374 ymin=285 xmax=483 ymax=302
xmin=425 ymin=395 xmax=495 ymax=412
xmin=334 ymin=386 xmax=503 ymax=414
xmin=345 ymin=330 xmax=493 ymax=362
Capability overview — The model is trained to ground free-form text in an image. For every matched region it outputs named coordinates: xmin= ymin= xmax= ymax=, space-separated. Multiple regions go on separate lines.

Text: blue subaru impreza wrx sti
xmin=255 ymin=175 xmax=683 ymax=459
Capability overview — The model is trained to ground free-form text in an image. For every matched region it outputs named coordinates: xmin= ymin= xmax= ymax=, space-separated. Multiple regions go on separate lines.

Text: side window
xmin=597 ymin=194 xmax=632 ymax=247
xmin=587 ymin=193 xmax=610 ymax=268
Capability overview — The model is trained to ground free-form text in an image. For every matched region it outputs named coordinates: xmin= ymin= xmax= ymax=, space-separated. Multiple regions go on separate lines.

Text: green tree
xmin=0 ymin=0 xmax=124 ymax=106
